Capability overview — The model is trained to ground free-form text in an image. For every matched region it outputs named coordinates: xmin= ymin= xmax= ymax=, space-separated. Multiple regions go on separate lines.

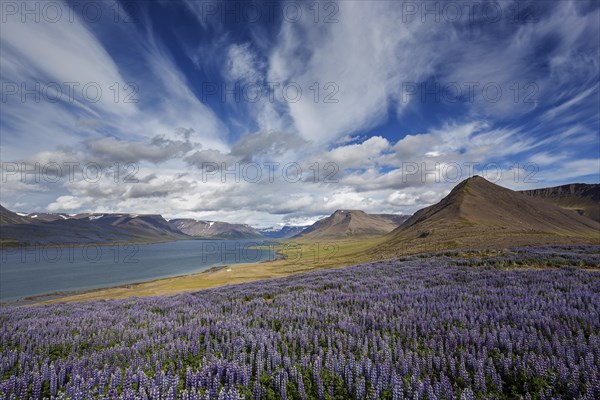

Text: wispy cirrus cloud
xmin=0 ymin=0 xmax=229 ymax=159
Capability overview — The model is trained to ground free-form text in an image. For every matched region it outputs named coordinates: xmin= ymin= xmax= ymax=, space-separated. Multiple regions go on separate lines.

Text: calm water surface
xmin=0 ymin=240 xmax=276 ymax=301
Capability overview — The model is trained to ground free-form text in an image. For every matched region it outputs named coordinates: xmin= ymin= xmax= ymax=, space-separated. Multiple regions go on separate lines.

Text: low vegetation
xmin=1 ymin=246 xmax=599 ymax=399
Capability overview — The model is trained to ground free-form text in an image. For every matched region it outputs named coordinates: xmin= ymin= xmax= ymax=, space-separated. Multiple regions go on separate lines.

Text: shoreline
xmin=2 ymin=248 xmax=287 ymax=307
xmin=6 ymin=238 xmax=368 ymax=305
xmin=2 ymin=264 xmax=234 ymax=307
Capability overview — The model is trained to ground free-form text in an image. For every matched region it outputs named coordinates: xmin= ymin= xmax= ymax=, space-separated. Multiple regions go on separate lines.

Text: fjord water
xmin=0 ymin=240 xmax=276 ymax=302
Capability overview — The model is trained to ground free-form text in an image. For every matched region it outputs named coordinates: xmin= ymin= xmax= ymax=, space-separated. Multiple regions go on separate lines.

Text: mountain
xmin=372 ymin=214 xmax=411 ymax=226
xmin=294 ymin=210 xmax=409 ymax=239
xmin=371 ymin=176 xmax=600 ymax=257
xmin=96 ymin=214 xmax=185 ymax=237
xmin=520 ymin=183 xmax=600 ymax=222
xmin=169 ymin=219 xmax=263 ymax=239
xmin=25 ymin=212 xmax=73 ymax=222
xmin=0 ymin=207 xmax=188 ymax=246
xmin=2 ymin=205 xmax=268 ymax=245
xmin=259 ymin=225 xmax=309 ymax=239
xmin=0 ymin=205 xmax=32 ymax=225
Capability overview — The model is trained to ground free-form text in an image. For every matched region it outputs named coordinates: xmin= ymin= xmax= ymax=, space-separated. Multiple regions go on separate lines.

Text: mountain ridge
xmin=0 ymin=210 xmax=188 ymax=246
xmin=169 ymin=218 xmax=263 ymax=239
xmin=294 ymin=210 xmax=409 ymax=239
xmin=520 ymin=183 xmax=599 ymax=222
xmin=0 ymin=205 xmax=33 ymax=225
xmin=371 ymin=176 xmax=600 ymax=257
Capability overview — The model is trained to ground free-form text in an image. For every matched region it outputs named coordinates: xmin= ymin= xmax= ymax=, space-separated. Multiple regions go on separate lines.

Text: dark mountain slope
xmin=371 ymin=176 xmax=600 ymax=257
xmin=520 ymin=183 xmax=600 ymax=222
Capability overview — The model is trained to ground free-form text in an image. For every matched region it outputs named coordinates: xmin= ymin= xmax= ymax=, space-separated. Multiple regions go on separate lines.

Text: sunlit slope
xmin=371 ymin=176 xmax=600 ymax=257
xmin=294 ymin=210 xmax=408 ymax=239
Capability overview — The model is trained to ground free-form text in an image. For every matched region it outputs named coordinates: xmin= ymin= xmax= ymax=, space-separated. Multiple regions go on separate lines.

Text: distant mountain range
xmin=520 ymin=183 xmax=600 ymax=222
xmin=0 ymin=206 xmax=309 ymax=245
xmin=0 ymin=204 xmax=407 ymax=246
xmin=0 ymin=207 xmax=187 ymax=246
xmin=371 ymin=176 xmax=600 ymax=257
xmin=293 ymin=210 xmax=409 ymax=239
xmin=170 ymin=219 xmax=263 ymax=239
xmin=259 ymin=225 xmax=309 ymax=239
xmin=2 ymin=179 xmax=598 ymax=249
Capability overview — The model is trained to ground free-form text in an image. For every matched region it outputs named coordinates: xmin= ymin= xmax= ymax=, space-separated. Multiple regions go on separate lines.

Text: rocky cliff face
xmin=520 ymin=183 xmax=600 ymax=222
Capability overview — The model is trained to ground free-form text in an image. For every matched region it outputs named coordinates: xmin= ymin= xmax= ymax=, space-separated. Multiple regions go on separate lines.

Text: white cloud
xmin=388 ymin=191 xmax=418 ymax=207
xmin=48 ymin=195 xmax=92 ymax=212
xmin=323 ymin=136 xmax=391 ymax=169
xmin=267 ymin=1 xmax=433 ymax=144
xmin=0 ymin=9 xmax=136 ymax=118
xmin=225 ymin=43 xmax=264 ymax=82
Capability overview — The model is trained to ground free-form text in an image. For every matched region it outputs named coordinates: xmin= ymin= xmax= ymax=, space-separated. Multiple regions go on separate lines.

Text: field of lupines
xmin=1 ymin=246 xmax=599 ymax=400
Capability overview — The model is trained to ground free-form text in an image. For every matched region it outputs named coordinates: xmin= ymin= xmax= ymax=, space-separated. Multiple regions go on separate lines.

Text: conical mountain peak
xmin=371 ymin=177 xmax=600 ymax=256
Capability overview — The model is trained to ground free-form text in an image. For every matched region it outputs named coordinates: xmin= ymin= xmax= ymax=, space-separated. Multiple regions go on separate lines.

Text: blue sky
xmin=1 ymin=0 xmax=599 ymax=226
